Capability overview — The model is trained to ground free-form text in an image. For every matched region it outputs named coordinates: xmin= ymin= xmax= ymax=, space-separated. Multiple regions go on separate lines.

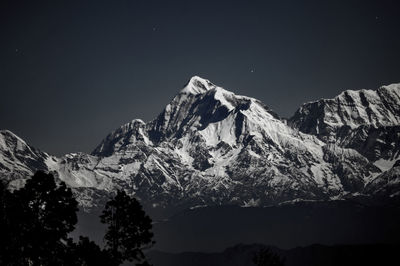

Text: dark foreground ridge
xmin=148 ymin=243 xmax=399 ymax=266
xmin=74 ymin=200 xmax=400 ymax=253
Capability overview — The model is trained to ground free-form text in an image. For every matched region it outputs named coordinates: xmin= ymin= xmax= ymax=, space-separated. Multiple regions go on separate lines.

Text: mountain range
xmin=1 ymin=76 xmax=399 ymax=213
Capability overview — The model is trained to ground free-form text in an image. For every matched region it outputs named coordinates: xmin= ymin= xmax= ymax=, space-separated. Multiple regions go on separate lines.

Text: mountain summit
xmin=1 ymin=78 xmax=399 ymax=210
xmin=180 ymin=76 xmax=217 ymax=95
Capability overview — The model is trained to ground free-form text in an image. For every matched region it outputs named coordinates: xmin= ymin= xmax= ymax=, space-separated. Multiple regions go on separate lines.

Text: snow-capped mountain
xmin=0 ymin=130 xmax=56 ymax=188
xmin=1 ymin=77 xmax=399 ymax=210
xmin=289 ymin=83 xmax=400 ymax=197
xmin=289 ymin=84 xmax=400 ymax=161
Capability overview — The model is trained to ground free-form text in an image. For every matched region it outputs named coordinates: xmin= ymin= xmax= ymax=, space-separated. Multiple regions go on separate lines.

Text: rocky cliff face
xmin=0 ymin=130 xmax=56 ymax=188
xmin=289 ymin=83 xmax=400 ymax=198
xmin=289 ymin=84 xmax=400 ymax=160
xmin=1 ymin=77 xmax=399 ymax=211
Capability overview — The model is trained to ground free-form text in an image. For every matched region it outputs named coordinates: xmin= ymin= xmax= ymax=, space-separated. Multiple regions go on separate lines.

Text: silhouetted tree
xmin=100 ymin=190 xmax=154 ymax=265
xmin=61 ymin=236 xmax=117 ymax=266
xmin=7 ymin=171 xmax=79 ymax=265
xmin=253 ymin=247 xmax=285 ymax=266
xmin=0 ymin=180 xmax=13 ymax=264
xmin=1 ymin=172 xmax=156 ymax=265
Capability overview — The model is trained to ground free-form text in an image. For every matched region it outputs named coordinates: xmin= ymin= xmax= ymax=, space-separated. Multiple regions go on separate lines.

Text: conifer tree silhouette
xmin=1 ymin=172 xmax=157 ymax=265
xmin=100 ymin=190 xmax=155 ymax=265
xmin=66 ymin=236 xmax=117 ymax=266
xmin=6 ymin=171 xmax=78 ymax=265
xmin=0 ymin=180 xmax=13 ymax=264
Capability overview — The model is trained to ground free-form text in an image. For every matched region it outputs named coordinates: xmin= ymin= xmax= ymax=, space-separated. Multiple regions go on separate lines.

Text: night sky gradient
xmin=1 ymin=0 xmax=399 ymax=156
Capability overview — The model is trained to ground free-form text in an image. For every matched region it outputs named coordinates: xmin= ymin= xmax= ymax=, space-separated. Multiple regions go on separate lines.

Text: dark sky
xmin=1 ymin=0 xmax=399 ymax=156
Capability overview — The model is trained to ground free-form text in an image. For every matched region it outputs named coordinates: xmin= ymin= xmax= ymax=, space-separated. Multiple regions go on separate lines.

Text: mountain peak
xmin=0 ymin=130 xmax=28 ymax=148
xmin=381 ymin=82 xmax=400 ymax=90
xmin=1 ymin=79 xmax=400 ymax=211
xmin=180 ymin=76 xmax=217 ymax=95
xmin=0 ymin=129 xmax=18 ymax=137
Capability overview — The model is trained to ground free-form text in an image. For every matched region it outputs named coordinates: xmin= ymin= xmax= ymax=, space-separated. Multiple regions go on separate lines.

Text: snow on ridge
xmin=297 ymin=83 xmax=400 ymax=109
xmin=0 ymin=130 xmax=29 ymax=150
xmin=180 ymin=76 xmax=216 ymax=95
xmin=0 ymin=129 xmax=46 ymax=157
xmin=380 ymin=82 xmax=400 ymax=92
xmin=2 ymin=79 xmax=400 ymax=210
xmin=179 ymin=76 xmax=257 ymax=104
xmin=291 ymin=82 xmax=400 ymax=130
xmin=212 ymin=87 xmax=236 ymax=111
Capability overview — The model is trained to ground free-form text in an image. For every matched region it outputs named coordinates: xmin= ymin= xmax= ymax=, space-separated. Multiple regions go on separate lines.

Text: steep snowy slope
xmin=289 ymin=83 xmax=400 ymax=197
xmin=0 ymin=77 xmax=398 ymax=211
xmin=289 ymin=84 xmax=400 ymax=161
xmin=365 ymin=159 xmax=400 ymax=197
xmin=61 ymin=77 xmax=382 ymax=208
xmin=290 ymin=84 xmax=400 ymax=133
xmin=0 ymin=130 xmax=57 ymax=188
